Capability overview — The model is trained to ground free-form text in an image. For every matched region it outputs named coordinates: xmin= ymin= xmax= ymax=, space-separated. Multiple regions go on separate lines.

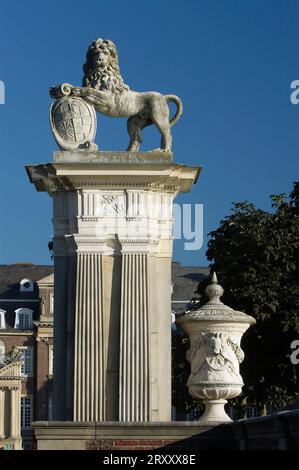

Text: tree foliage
xmin=201 ymin=182 xmax=299 ymax=414
xmin=172 ymin=326 xmax=203 ymax=418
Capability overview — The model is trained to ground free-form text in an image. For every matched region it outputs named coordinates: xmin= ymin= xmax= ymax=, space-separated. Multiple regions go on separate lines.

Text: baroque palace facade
xmin=0 ymin=261 xmax=208 ymax=449
xmin=0 ymin=263 xmax=54 ymax=449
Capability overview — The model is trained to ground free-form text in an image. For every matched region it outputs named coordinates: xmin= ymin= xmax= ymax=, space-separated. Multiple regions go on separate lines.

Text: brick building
xmin=0 ymin=263 xmax=54 ymax=449
xmin=0 ymin=261 xmax=208 ymax=449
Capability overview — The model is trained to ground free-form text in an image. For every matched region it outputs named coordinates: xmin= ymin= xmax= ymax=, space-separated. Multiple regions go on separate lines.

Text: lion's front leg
xmin=70 ymin=86 xmax=85 ymax=97
xmin=71 ymin=87 xmax=115 ymax=115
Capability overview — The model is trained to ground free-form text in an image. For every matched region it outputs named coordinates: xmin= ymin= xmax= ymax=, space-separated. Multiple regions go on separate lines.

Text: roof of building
xmin=0 ymin=264 xmax=54 ymax=299
xmin=37 ymin=273 xmax=54 ymax=287
xmin=0 ymin=264 xmax=54 ymax=329
xmin=171 ymin=262 xmax=209 ymax=314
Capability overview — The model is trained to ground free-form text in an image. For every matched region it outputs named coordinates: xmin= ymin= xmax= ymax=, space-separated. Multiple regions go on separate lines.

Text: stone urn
xmin=176 ymin=273 xmax=256 ymax=424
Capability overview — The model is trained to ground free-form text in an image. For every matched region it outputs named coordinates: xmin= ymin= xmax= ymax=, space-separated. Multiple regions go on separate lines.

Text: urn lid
xmin=177 ymin=272 xmax=256 ymax=324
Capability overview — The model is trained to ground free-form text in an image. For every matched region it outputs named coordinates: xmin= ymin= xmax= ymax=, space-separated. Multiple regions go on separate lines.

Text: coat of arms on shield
xmin=50 ymin=83 xmax=98 ymax=151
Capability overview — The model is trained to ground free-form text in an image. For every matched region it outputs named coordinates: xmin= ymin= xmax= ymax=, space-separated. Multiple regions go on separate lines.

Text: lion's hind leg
xmin=127 ymin=115 xmax=151 ymax=152
xmin=150 ymin=99 xmax=172 ymax=152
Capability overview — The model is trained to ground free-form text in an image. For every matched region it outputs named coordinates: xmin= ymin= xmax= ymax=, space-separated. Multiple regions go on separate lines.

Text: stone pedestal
xmin=26 ymin=151 xmax=200 ymax=423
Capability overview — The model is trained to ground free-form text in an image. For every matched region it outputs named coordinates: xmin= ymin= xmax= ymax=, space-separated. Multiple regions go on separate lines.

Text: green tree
xmin=197 ymin=182 xmax=299 ymax=415
xmin=172 ymin=325 xmax=203 ymax=419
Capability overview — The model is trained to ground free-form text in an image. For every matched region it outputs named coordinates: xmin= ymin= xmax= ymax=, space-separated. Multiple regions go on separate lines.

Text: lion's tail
xmin=165 ymin=95 xmax=183 ymax=127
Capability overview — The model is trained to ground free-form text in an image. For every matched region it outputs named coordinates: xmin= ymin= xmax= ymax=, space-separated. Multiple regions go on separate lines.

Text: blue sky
xmin=0 ymin=0 xmax=298 ymax=267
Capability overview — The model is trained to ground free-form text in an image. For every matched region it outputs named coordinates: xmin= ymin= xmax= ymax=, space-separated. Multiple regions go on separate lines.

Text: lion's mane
xmin=82 ymin=38 xmax=129 ymax=94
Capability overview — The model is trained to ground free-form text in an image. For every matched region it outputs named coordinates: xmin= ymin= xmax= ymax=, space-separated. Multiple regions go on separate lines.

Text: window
xmin=49 ymin=347 xmax=54 ymax=375
xmin=18 ymin=347 xmax=33 ymax=376
xmin=21 ymin=396 xmax=32 ymax=429
xmin=0 ymin=340 xmax=5 ymax=364
xmin=48 ymin=396 xmax=53 ymax=420
xmin=0 ymin=309 xmax=6 ymax=329
xmin=20 ymin=313 xmax=30 ymax=329
xmin=14 ymin=308 xmax=33 ymax=329
xmin=20 ymin=278 xmax=34 ymax=292
xmin=3 ymin=444 xmax=14 ymax=450
xmin=22 ymin=350 xmax=31 ymax=375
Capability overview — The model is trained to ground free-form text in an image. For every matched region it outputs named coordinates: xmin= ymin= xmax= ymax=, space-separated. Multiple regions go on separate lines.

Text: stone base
xmin=33 ymin=410 xmax=299 ymax=450
xmin=32 ymin=421 xmax=213 ymax=450
xmin=199 ymin=400 xmax=232 ymax=425
xmin=26 ymin=154 xmax=201 ymax=424
xmin=52 ymin=150 xmax=173 ymax=164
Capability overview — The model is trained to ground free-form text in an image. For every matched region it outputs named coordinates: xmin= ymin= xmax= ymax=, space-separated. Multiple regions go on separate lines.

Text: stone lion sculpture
xmin=50 ymin=38 xmax=183 ymax=152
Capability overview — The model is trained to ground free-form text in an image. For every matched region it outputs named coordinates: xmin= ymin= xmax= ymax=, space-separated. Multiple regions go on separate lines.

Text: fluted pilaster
xmin=73 ymin=253 xmax=105 ymax=421
xmin=10 ymin=388 xmax=20 ymax=438
xmin=119 ymin=253 xmax=149 ymax=421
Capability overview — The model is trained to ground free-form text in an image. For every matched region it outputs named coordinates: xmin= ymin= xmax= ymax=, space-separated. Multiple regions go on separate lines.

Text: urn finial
xmin=205 ymin=272 xmax=224 ymax=304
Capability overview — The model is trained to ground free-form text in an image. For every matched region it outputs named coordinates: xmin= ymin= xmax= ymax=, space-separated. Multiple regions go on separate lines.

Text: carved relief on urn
xmin=177 ymin=273 xmax=256 ymax=424
xmin=187 ymin=331 xmax=245 ymax=401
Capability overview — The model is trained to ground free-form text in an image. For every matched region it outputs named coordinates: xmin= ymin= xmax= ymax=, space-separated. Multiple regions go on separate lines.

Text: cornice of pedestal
xmin=25 ymin=151 xmax=201 ymax=195
xmin=53 ymin=234 xmax=170 ymax=256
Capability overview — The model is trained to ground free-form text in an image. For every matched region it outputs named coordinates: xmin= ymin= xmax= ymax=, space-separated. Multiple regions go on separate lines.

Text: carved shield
xmin=50 ymin=96 xmax=97 ymax=150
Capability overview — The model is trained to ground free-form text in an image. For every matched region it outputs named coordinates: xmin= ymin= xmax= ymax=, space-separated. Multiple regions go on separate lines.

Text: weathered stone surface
xmin=53 ymin=150 xmax=173 ymax=163
xmin=32 ymin=421 xmax=212 ymax=450
xmin=26 ymin=159 xmax=200 ymax=194
xmin=50 ymin=39 xmax=183 ymax=152
xmin=50 ymin=95 xmax=97 ymax=151
xmin=33 ymin=410 xmax=299 ymax=450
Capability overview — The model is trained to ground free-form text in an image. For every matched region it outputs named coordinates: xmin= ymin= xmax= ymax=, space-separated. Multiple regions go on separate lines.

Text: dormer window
xmin=20 ymin=278 xmax=34 ymax=292
xmin=14 ymin=308 xmax=33 ymax=329
xmin=0 ymin=309 xmax=6 ymax=329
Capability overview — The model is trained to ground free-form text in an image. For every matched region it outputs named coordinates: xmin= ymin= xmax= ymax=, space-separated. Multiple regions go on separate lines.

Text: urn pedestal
xmin=26 ymin=150 xmax=200 ymax=422
xmin=177 ymin=273 xmax=256 ymax=425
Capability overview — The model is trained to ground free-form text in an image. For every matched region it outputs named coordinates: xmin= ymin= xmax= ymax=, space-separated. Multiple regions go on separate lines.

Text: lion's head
xmin=82 ymin=38 xmax=129 ymax=94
